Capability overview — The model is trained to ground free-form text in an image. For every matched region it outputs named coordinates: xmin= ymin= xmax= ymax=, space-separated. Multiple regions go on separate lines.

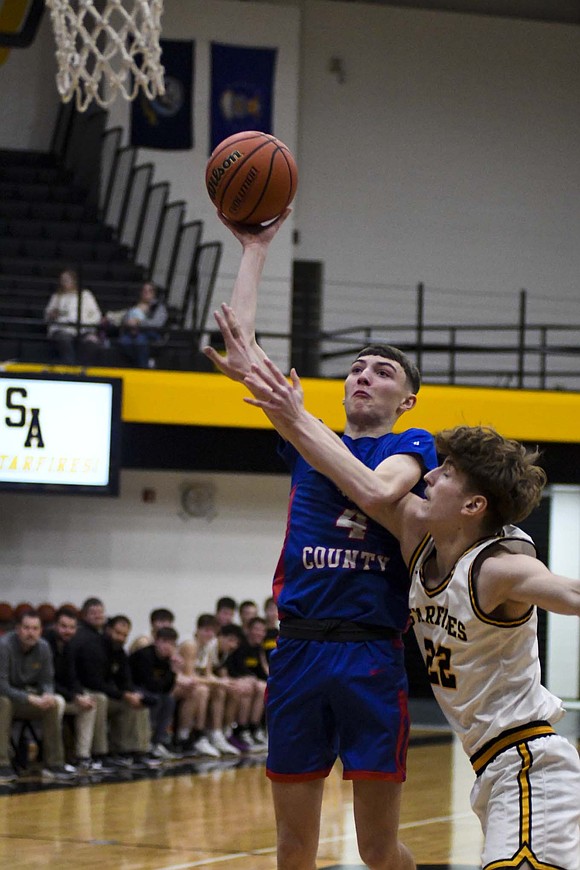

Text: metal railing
xmin=315 ymin=285 xmax=580 ymax=390
xmin=2 ymin=311 xmax=579 ymax=387
xmin=319 ymin=322 xmax=580 ymax=390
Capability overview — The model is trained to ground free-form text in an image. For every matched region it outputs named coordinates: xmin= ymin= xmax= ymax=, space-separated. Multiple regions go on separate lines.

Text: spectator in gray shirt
xmin=116 ymin=281 xmax=168 ymax=368
xmin=0 ymin=609 xmax=76 ymax=783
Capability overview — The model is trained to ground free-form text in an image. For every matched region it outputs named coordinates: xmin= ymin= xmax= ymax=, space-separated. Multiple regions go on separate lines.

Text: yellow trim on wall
xmin=4 ymin=363 xmax=580 ymax=442
xmin=0 ymin=0 xmax=31 ymax=33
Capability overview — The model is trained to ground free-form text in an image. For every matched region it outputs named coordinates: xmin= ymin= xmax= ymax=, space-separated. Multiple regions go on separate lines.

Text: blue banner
xmin=210 ymin=43 xmax=277 ymax=152
xmin=131 ymin=39 xmax=194 ymax=150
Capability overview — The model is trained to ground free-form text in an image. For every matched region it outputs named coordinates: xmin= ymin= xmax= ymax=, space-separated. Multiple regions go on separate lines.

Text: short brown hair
xmin=435 ymin=425 xmax=547 ymax=527
xmin=356 ymin=344 xmax=421 ymax=393
xmin=156 ymin=626 xmax=178 ymax=642
xmin=15 ymin=608 xmax=40 ymax=625
xmin=55 ymin=606 xmax=78 ymax=623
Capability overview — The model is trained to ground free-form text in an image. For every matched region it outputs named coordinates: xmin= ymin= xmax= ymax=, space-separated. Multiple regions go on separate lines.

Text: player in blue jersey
xmin=204 ymin=212 xmax=436 ymax=870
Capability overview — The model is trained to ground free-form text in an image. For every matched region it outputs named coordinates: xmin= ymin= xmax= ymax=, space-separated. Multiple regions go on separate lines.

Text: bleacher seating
xmin=0 ymin=147 xmax=146 ymax=363
xmin=0 ymin=112 xmax=222 ymax=371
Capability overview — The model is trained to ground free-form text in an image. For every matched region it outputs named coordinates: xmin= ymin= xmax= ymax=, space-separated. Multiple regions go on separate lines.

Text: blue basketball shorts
xmin=265 ymin=636 xmax=410 ymax=782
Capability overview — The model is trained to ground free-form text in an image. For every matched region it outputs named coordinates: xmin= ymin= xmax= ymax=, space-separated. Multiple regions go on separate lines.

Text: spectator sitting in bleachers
xmin=178 ymin=615 xmax=241 ymax=758
xmin=129 ymin=626 xmax=180 ymax=759
xmin=0 ymin=608 xmax=75 ymax=783
xmin=43 ymin=605 xmax=109 ymax=773
xmin=129 ymin=607 xmax=176 ymax=655
xmin=219 ymin=621 xmax=268 ymax=753
xmin=215 ymin=596 xmax=238 ymax=630
xmin=211 ymin=623 xmax=262 ymax=755
xmin=104 ymin=281 xmax=167 ymax=369
xmin=174 ymin=615 xmax=221 ymax=759
xmin=239 ymin=600 xmax=259 ymax=635
xmin=44 ymin=267 xmax=102 ymax=365
xmin=102 ymin=615 xmax=156 ymax=765
xmin=69 ymin=599 xmax=148 ymax=767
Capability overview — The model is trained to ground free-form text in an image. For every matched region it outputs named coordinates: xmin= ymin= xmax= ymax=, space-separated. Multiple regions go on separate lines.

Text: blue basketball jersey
xmin=274 ymin=428 xmax=437 ymax=631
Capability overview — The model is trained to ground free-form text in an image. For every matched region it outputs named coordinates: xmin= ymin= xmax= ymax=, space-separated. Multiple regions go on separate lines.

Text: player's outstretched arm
xmin=202 ymin=209 xmax=291 ymax=381
xmin=480 ymin=551 xmax=580 ymax=617
xmin=243 ymin=357 xmax=426 ymax=551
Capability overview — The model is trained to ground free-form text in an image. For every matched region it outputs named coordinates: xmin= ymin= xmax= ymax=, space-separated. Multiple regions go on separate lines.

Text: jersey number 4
xmin=424 ymin=639 xmax=456 ymax=689
xmin=336 ymin=509 xmax=368 ymax=540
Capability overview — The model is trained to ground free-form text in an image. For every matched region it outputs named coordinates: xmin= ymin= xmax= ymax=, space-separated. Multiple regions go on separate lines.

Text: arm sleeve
xmin=38 ymin=641 xmax=55 ymax=695
xmin=44 ymin=293 xmax=58 ymax=322
xmin=0 ymin=643 xmax=29 ymax=704
xmin=128 ymin=649 xmax=148 ymax=688
xmin=390 ymin=429 xmax=438 ymax=476
xmin=116 ymin=653 xmax=135 ymax=693
xmin=82 ymin=290 xmax=102 ymax=325
xmin=53 ymin=645 xmax=80 ymax=701
xmin=130 ymin=649 xmax=175 ymax=694
xmin=72 ymin=641 xmax=122 ymax=698
xmin=146 ymin=303 xmax=168 ymax=329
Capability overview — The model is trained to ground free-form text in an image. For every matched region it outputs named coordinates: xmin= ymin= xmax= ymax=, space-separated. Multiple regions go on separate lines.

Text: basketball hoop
xmin=45 ymin=0 xmax=165 ymax=112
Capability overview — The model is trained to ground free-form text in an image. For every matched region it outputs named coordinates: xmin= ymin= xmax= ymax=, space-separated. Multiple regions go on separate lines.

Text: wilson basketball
xmin=206 ymin=131 xmax=298 ymax=225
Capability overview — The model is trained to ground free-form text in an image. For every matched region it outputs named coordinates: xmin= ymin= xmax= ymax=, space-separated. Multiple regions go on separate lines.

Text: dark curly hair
xmin=435 ymin=425 xmax=547 ymax=527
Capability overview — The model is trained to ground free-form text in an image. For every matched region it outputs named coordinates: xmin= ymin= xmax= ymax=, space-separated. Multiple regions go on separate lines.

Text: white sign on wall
xmin=0 ymin=374 xmax=122 ymax=494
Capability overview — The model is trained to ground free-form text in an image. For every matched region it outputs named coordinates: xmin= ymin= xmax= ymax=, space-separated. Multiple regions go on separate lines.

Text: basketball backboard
xmin=0 ymin=0 xmax=44 ymax=48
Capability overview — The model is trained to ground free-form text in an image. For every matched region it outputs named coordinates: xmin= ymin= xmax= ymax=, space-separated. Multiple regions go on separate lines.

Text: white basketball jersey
xmin=408 ymin=525 xmax=565 ymax=759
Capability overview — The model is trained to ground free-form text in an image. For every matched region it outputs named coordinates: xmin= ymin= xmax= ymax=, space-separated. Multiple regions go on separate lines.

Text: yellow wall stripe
xmin=0 ymin=0 xmax=32 ymax=33
xmin=5 ymin=363 xmax=580 ymax=443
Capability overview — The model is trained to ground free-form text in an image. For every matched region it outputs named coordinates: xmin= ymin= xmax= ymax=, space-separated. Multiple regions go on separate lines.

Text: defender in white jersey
xmin=237 ymin=363 xmax=580 ymax=870
xmin=409 ymin=526 xmax=578 ymax=869
xmin=408 ymin=526 xmax=565 ymax=759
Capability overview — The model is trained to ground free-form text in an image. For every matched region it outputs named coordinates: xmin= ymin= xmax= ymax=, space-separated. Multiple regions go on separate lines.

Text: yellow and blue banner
xmin=131 ymin=38 xmax=194 ymax=150
xmin=210 ymin=42 xmax=277 ymax=152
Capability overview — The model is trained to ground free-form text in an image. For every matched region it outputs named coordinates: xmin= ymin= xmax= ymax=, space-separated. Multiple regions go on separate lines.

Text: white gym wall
xmin=1 ymin=1 xmax=579 ymax=362
xmin=0 ymin=1 xmax=578 ymax=690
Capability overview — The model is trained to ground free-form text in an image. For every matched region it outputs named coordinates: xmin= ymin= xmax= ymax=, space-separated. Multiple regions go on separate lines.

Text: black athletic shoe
xmin=105 ymin=755 xmax=134 ymax=769
xmin=76 ymin=757 xmax=116 ymax=775
xmin=42 ymin=765 xmax=78 ymax=782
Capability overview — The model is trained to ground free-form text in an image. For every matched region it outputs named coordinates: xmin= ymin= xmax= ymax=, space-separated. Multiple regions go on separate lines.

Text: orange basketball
xmin=206 ymin=131 xmax=298 ymax=225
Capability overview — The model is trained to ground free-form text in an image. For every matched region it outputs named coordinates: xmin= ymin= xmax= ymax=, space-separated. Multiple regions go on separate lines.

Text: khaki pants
xmin=63 ymin=692 xmax=108 ymax=759
xmin=106 ymin=699 xmax=150 ymax=754
xmin=0 ymin=694 xmax=65 ymax=767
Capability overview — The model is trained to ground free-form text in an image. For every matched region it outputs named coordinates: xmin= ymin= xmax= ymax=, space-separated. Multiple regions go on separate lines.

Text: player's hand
xmin=217 ymin=207 xmax=292 ymax=249
xmin=243 ymin=359 xmax=305 ymax=422
xmin=203 ymin=303 xmax=261 ymax=381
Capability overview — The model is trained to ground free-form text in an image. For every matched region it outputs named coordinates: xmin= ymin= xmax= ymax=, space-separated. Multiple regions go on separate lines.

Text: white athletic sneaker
xmin=252 ymin=727 xmax=268 ymax=748
xmin=238 ymin=729 xmax=266 ymax=754
xmin=209 ymin=730 xmax=241 ymax=756
xmin=152 ymin=743 xmax=180 ymax=760
xmin=193 ymin=735 xmax=221 ymax=758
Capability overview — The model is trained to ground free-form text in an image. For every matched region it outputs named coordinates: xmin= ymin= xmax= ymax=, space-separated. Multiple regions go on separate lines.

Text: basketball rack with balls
xmin=45 ymin=0 xmax=165 ymax=112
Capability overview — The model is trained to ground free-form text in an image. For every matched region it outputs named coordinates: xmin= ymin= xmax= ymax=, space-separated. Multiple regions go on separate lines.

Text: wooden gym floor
xmin=0 ymin=701 xmax=578 ymax=869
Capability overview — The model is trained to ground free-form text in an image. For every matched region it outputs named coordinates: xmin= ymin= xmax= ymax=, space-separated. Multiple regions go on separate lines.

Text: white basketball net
xmin=45 ymin=0 xmax=165 ymax=112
